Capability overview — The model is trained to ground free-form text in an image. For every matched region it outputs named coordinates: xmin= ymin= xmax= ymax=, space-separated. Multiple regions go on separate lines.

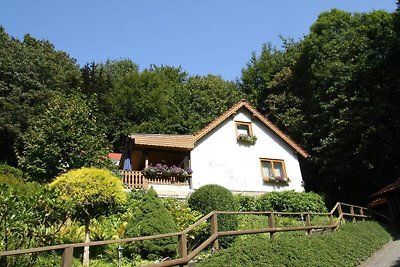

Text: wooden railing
xmin=0 ymin=202 xmax=386 ymax=267
xmin=120 ymin=171 xmax=149 ymax=189
xmin=120 ymin=171 xmax=190 ymax=189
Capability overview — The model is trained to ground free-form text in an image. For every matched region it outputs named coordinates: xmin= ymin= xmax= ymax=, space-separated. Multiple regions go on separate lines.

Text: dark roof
xmin=367 ymin=197 xmax=388 ymax=208
xmin=372 ymin=178 xmax=400 ymax=197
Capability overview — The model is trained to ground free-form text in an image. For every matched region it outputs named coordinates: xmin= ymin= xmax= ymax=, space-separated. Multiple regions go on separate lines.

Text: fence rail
xmin=0 ymin=202 xmax=382 ymax=267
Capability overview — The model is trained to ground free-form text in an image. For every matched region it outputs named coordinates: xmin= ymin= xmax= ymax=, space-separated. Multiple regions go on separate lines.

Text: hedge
xmin=197 ymin=221 xmax=392 ymax=267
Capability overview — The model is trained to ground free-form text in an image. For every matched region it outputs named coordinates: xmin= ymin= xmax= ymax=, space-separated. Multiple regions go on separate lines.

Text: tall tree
xmin=0 ymin=27 xmax=81 ymax=165
xmin=241 ymin=9 xmax=400 ymax=204
xmin=18 ymin=93 xmax=112 ymax=183
xmin=177 ymin=75 xmax=244 ymax=133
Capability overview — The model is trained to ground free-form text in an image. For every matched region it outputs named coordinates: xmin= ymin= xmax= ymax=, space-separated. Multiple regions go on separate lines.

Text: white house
xmin=120 ymin=99 xmax=309 ymax=197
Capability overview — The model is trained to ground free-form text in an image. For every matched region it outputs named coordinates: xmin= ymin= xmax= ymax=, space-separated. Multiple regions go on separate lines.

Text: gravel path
xmin=359 ymin=239 xmax=400 ymax=267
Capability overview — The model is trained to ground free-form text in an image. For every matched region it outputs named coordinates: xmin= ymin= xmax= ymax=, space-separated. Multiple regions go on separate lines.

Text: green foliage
xmin=49 ymin=167 xmax=127 ymax=220
xmin=188 ymin=184 xmax=238 ymax=247
xmin=162 ymin=198 xmax=208 ymax=249
xmin=0 ymin=27 xmax=81 ymax=166
xmin=18 ymin=94 xmax=113 ymax=183
xmin=197 ymin=221 xmax=392 ymax=267
xmin=176 ymin=75 xmax=243 ymax=133
xmin=0 ymin=174 xmax=73 ymax=266
xmin=256 ymin=191 xmax=327 ymax=213
xmin=124 ymin=188 xmax=178 ymax=261
xmin=0 ymin=164 xmax=24 ymax=179
xmin=234 ymin=194 xmax=258 ymax=212
xmin=241 ymin=9 xmax=400 ymax=204
xmin=50 ymin=167 xmax=126 ymax=266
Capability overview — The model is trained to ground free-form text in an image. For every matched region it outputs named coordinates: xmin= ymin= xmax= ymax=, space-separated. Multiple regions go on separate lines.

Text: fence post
xmin=61 ymin=246 xmax=74 ymax=267
xmin=360 ymin=208 xmax=365 ymax=221
xmin=337 ymin=203 xmax=343 ymax=217
xmin=329 ymin=213 xmax=334 ymax=225
xmin=305 ymin=213 xmax=311 ymax=235
xmin=178 ymin=233 xmax=188 ymax=264
xmin=211 ymin=213 xmax=219 ymax=251
xmin=268 ymin=213 xmax=275 ymax=239
xmin=350 ymin=206 xmax=356 ymax=222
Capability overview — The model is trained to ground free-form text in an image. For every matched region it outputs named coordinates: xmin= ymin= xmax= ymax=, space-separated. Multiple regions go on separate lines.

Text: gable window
xmin=260 ymin=158 xmax=290 ymax=183
xmin=235 ymin=121 xmax=252 ymax=136
xmin=235 ymin=121 xmax=257 ymax=145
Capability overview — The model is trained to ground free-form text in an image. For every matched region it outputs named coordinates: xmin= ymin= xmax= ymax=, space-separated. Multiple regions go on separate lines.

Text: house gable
xmin=194 ymin=99 xmax=309 ymax=158
xmin=190 ymin=106 xmax=305 ymax=192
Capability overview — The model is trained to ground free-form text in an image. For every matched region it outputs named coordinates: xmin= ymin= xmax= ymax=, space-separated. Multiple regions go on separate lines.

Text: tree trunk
xmin=83 ymin=217 xmax=90 ymax=266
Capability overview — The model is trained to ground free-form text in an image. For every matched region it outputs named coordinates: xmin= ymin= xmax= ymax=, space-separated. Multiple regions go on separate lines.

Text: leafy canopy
xmin=18 ymin=93 xmax=112 ymax=183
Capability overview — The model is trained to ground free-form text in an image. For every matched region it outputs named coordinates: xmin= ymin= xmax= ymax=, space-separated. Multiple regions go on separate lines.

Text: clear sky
xmin=0 ymin=1 xmax=396 ymax=81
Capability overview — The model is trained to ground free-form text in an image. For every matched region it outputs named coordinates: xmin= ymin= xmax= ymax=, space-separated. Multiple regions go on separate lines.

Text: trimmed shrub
xmin=256 ymin=191 xmax=327 ymax=213
xmin=188 ymin=184 xmax=238 ymax=247
xmin=49 ymin=167 xmax=127 ymax=266
xmin=124 ymin=188 xmax=178 ymax=261
xmin=197 ymin=221 xmax=392 ymax=267
xmin=234 ymin=194 xmax=258 ymax=211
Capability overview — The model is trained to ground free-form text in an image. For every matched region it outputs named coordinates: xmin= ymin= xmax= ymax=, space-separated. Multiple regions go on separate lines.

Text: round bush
xmin=188 ymin=184 xmax=238 ymax=247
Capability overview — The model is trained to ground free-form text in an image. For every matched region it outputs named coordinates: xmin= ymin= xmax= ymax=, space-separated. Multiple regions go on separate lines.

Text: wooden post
xmin=305 ymin=213 xmax=311 ymax=235
xmin=337 ymin=203 xmax=343 ymax=217
xmin=329 ymin=214 xmax=334 ymax=225
xmin=268 ymin=213 xmax=275 ymax=239
xmin=144 ymin=151 xmax=149 ymax=168
xmin=61 ymin=247 xmax=74 ymax=267
xmin=211 ymin=213 xmax=219 ymax=251
xmin=360 ymin=208 xmax=365 ymax=221
xmin=350 ymin=206 xmax=356 ymax=222
xmin=178 ymin=233 xmax=187 ymax=266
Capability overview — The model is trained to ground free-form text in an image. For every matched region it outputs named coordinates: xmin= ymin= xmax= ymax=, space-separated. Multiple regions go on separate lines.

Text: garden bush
xmin=162 ymin=197 xmax=208 ymax=250
xmin=124 ymin=188 xmax=178 ymax=261
xmin=234 ymin=194 xmax=258 ymax=211
xmin=0 ymin=164 xmax=24 ymax=179
xmin=49 ymin=167 xmax=127 ymax=266
xmin=197 ymin=221 xmax=392 ymax=267
xmin=188 ymin=184 xmax=238 ymax=247
xmin=256 ymin=190 xmax=327 ymax=213
xmin=0 ymin=175 xmax=73 ymax=266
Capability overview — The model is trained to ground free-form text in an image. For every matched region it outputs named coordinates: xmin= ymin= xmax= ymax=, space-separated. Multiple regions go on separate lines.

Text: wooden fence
xmin=0 ymin=202 xmax=389 ymax=267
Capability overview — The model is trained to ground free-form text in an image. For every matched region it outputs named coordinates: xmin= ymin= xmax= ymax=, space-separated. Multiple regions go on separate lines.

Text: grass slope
xmin=197 ymin=221 xmax=392 ymax=267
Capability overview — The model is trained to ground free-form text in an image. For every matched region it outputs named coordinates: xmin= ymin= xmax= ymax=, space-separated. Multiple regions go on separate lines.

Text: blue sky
xmin=0 ymin=1 xmax=396 ymax=81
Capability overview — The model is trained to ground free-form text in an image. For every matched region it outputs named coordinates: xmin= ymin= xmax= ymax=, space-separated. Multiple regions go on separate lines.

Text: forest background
xmin=1 ymin=6 xmax=400 ymax=205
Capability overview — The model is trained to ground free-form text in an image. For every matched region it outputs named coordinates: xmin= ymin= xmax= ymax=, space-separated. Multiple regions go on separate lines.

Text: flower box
xmin=263 ymin=176 xmax=290 ymax=184
xmin=237 ymin=134 xmax=257 ymax=145
xmin=142 ymin=164 xmax=192 ymax=179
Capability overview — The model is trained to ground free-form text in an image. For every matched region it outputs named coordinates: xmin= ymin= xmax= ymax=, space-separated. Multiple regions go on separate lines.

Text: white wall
xmin=190 ymin=108 xmax=304 ymax=193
